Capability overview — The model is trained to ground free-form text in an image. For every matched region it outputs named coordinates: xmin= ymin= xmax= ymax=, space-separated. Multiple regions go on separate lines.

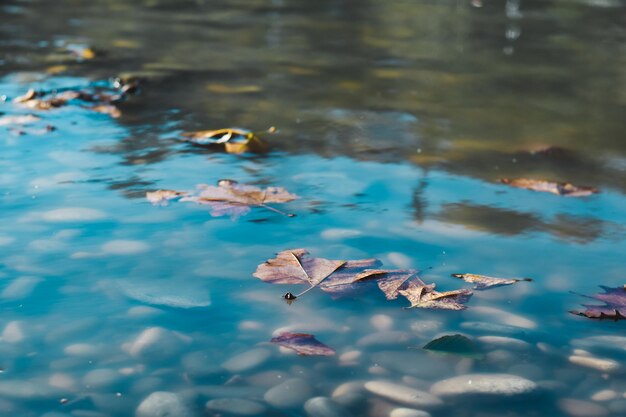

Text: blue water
xmin=1 ymin=1 xmax=626 ymax=416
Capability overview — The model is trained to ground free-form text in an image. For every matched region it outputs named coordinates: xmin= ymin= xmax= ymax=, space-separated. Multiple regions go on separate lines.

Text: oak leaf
xmin=270 ymin=332 xmax=335 ymax=356
xmin=499 ymin=178 xmax=598 ymax=197
xmin=451 ymin=273 xmax=532 ymax=290
xmin=571 ymin=285 xmax=626 ymax=320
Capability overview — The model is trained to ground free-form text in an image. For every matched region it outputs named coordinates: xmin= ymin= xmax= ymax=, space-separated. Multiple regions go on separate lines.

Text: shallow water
xmin=1 ymin=0 xmax=626 ymax=416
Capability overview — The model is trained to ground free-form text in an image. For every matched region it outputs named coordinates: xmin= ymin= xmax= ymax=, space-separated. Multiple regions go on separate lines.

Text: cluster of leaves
xmin=180 ymin=127 xmax=275 ymax=154
xmin=571 ymin=285 xmax=626 ymax=320
xmin=254 ymin=249 xmax=534 ymax=311
xmin=12 ymin=78 xmax=139 ymax=118
xmin=146 ymin=179 xmax=298 ymax=219
xmin=499 ymin=178 xmax=598 ymax=197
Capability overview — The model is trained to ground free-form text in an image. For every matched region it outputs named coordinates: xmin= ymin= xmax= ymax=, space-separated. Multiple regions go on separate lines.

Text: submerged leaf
xmin=254 ymin=248 xmax=434 ymax=302
xmin=423 ymin=334 xmax=483 ymax=358
xmin=499 ymin=178 xmax=598 ymax=197
xmin=270 ymin=332 xmax=335 ymax=356
xmin=451 ymin=273 xmax=532 ymax=290
xmin=571 ymin=285 xmax=626 ymax=320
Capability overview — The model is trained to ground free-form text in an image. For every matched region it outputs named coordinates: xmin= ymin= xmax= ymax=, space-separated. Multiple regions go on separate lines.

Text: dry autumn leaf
xmin=147 ymin=180 xmax=298 ymax=218
xmin=571 ymin=285 xmax=626 ymax=320
xmin=398 ymin=280 xmax=473 ymax=310
xmin=254 ymin=249 xmax=455 ymax=308
xmin=270 ymin=332 xmax=336 ymax=356
xmin=180 ymin=127 xmax=275 ymax=154
xmin=499 ymin=178 xmax=598 ymax=197
xmin=451 ymin=273 xmax=533 ymax=290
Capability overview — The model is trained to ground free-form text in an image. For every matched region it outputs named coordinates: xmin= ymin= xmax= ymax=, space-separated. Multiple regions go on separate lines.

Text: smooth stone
xmin=0 ymin=380 xmax=59 ymax=399
xmin=371 ymin=314 xmax=394 ymax=331
xmin=246 ymin=370 xmax=288 ymax=388
xmin=431 ymin=374 xmax=537 ymax=397
xmin=41 ymin=208 xmax=107 ymax=222
xmin=485 ymin=349 xmax=518 ymax=367
xmin=364 ymin=381 xmax=443 ymax=408
xmin=1 ymin=276 xmax=42 ymax=300
xmin=409 ymin=320 xmax=441 ymax=335
xmin=195 ymin=385 xmax=265 ymax=398
xmin=339 ymin=350 xmax=362 ymax=364
xmin=221 ymin=348 xmax=271 ymax=373
xmin=569 ymin=355 xmax=620 ymax=373
xmin=477 ymin=336 xmax=531 ymax=350
xmin=389 ymin=408 xmax=432 ymax=417
xmin=371 ymin=351 xmax=451 ymax=379
xmin=127 ymin=306 xmax=164 ymax=318
xmin=136 ymin=391 xmax=193 ymax=417
xmin=468 ymin=306 xmax=537 ymax=329
xmin=507 ymin=364 xmax=545 ymax=380
xmin=357 ymin=331 xmax=412 ymax=347
xmin=238 ymin=321 xmax=263 ymax=331
xmin=571 ymin=336 xmax=626 ymax=353
xmin=205 ymin=398 xmax=266 ymax=415
xmin=101 ymin=240 xmax=149 ymax=255
xmin=49 ymin=373 xmax=76 ymax=390
xmin=64 ymin=343 xmax=101 ymax=357
xmin=608 ymin=400 xmax=626 ymax=414
xmin=304 ymin=397 xmax=352 ymax=417
xmin=460 ymin=321 xmax=530 ymax=336
xmin=83 ymin=369 xmax=122 ymax=390
xmin=331 ymin=381 xmax=366 ymax=409
xmin=126 ymin=327 xmax=186 ymax=362
xmin=264 ymin=378 xmax=314 ymax=408
xmin=1 ymin=321 xmax=24 ymax=343
xmin=558 ymin=398 xmax=609 ymax=417
xmin=591 ymin=389 xmax=617 ymax=401
xmin=368 ymin=365 xmax=390 ymax=376
xmin=181 ymin=351 xmax=221 ymax=378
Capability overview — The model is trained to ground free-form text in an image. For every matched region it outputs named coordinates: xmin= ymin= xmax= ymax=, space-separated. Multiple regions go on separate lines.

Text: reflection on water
xmin=1 ymin=0 xmax=626 ymax=416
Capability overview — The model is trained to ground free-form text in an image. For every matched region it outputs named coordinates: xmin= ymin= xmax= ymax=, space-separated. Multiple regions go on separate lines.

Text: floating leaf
xmin=146 ymin=190 xmax=189 ymax=205
xmin=399 ymin=280 xmax=473 ymax=310
xmin=499 ymin=178 xmax=598 ymax=197
xmin=571 ymin=285 xmax=626 ymax=320
xmin=451 ymin=273 xmax=533 ymax=290
xmin=206 ymin=83 xmax=263 ymax=94
xmin=270 ymin=332 xmax=336 ymax=356
xmin=146 ymin=180 xmax=297 ymax=218
xmin=255 ymin=250 xmax=473 ymax=310
xmin=180 ymin=127 xmax=274 ymax=154
xmin=181 ymin=179 xmax=297 ymax=218
xmin=423 ymin=334 xmax=483 ymax=358
xmin=90 ymin=104 xmax=121 ymax=118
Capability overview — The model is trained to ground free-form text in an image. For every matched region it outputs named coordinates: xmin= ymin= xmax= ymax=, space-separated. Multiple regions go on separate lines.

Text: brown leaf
xmin=146 ymin=190 xmax=189 ymax=205
xmin=90 ymin=104 xmax=122 ymax=118
xmin=499 ymin=178 xmax=598 ymax=197
xmin=254 ymin=249 xmax=430 ymax=300
xmin=451 ymin=273 xmax=532 ymax=290
xmin=181 ymin=127 xmax=274 ymax=154
xmin=253 ymin=249 xmax=345 ymax=287
xmin=270 ymin=332 xmax=336 ymax=356
xmin=399 ymin=280 xmax=472 ymax=310
xmin=571 ymin=285 xmax=626 ymax=320
xmin=180 ymin=179 xmax=297 ymax=218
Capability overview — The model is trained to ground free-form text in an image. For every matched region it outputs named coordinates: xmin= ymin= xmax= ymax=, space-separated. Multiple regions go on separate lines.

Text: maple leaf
xmin=451 ymin=273 xmax=532 ymax=290
xmin=398 ymin=280 xmax=473 ymax=310
xmin=180 ymin=179 xmax=297 ymax=218
xmin=499 ymin=178 xmax=598 ymax=197
xmin=180 ymin=127 xmax=274 ymax=154
xmin=270 ymin=332 xmax=336 ymax=356
xmin=571 ymin=285 xmax=626 ymax=320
